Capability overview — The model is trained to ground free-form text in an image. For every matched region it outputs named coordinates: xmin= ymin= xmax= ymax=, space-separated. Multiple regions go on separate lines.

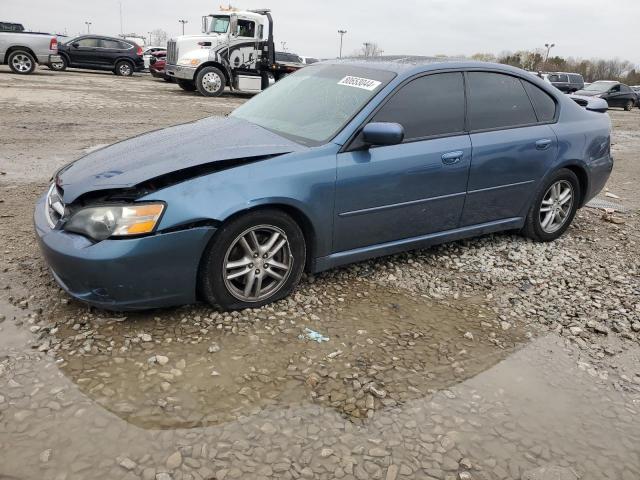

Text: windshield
xmin=209 ymin=16 xmax=230 ymax=34
xmin=584 ymin=82 xmax=616 ymax=93
xmin=231 ymin=64 xmax=396 ymax=145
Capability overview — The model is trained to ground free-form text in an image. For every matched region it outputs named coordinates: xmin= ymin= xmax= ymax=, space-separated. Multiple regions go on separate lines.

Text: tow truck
xmin=165 ymin=8 xmax=302 ymax=97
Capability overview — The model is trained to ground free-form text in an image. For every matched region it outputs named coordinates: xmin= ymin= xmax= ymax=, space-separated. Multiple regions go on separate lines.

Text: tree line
xmin=471 ymin=50 xmax=640 ymax=84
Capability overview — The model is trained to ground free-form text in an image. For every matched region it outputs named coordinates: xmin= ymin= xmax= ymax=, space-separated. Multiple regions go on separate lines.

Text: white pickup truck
xmin=0 ymin=24 xmax=61 ymax=74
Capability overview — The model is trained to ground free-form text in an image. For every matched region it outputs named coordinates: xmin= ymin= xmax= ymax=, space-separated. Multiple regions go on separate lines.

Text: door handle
xmin=441 ymin=151 xmax=464 ymax=165
xmin=536 ymin=139 xmax=552 ymax=150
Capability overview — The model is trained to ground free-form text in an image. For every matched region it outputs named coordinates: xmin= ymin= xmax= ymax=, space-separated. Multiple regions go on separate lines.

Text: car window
xmin=77 ymin=38 xmax=100 ymax=47
xmin=610 ymin=84 xmax=621 ymax=92
xmin=620 ymin=85 xmax=632 ymax=93
xmin=372 ymin=72 xmax=465 ymax=140
xmin=569 ymin=74 xmax=583 ymax=83
xmin=100 ymin=39 xmax=121 ymax=49
xmin=467 ymin=72 xmax=537 ymax=130
xmin=522 ymin=81 xmax=556 ymax=122
xmin=236 ymin=19 xmax=255 ymax=38
xmin=118 ymin=41 xmax=132 ymax=49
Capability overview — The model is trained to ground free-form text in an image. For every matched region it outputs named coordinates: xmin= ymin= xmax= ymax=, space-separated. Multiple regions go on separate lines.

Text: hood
xmin=57 ymin=116 xmax=305 ymax=203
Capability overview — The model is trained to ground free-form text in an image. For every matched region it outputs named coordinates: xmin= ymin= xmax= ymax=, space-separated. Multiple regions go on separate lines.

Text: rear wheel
xmin=8 ymin=50 xmax=36 ymax=74
xmin=177 ymin=79 xmax=196 ymax=91
xmin=624 ymin=100 xmax=634 ymax=111
xmin=195 ymin=66 xmax=225 ymax=97
xmin=521 ymin=168 xmax=580 ymax=242
xmin=114 ymin=60 xmax=133 ymax=76
xmin=198 ymin=209 xmax=306 ymax=310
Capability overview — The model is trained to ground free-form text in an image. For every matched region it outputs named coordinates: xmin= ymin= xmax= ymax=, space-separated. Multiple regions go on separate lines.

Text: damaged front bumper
xmin=34 ymin=194 xmax=216 ymax=311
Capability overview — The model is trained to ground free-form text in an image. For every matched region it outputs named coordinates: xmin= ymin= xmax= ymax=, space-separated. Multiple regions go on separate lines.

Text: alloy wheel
xmin=539 ymin=180 xmax=573 ymax=233
xmin=202 ymin=72 xmax=222 ymax=93
xmin=223 ymin=225 xmax=293 ymax=302
xmin=12 ymin=54 xmax=33 ymax=73
xmin=119 ymin=63 xmax=132 ymax=76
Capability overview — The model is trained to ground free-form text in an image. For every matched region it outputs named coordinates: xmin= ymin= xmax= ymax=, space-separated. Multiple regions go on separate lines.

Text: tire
xmin=163 ymin=76 xmax=174 ymax=83
xmin=114 ymin=60 xmax=133 ymax=76
xmin=624 ymin=100 xmax=634 ymax=111
xmin=521 ymin=168 xmax=580 ymax=242
xmin=195 ymin=66 xmax=225 ymax=97
xmin=48 ymin=56 xmax=67 ymax=71
xmin=8 ymin=50 xmax=36 ymax=74
xmin=198 ymin=209 xmax=306 ymax=310
xmin=177 ymin=79 xmax=196 ymax=91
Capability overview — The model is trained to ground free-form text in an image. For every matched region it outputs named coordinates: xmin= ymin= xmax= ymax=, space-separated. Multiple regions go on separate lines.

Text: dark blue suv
xmin=52 ymin=35 xmax=144 ymax=76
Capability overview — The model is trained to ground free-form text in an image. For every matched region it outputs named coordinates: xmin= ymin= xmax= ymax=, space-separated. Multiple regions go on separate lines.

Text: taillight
xmin=136 ymin=46 xmax=143 ymax=56
xmin=50 ymin=37 xmax=58 ymax=51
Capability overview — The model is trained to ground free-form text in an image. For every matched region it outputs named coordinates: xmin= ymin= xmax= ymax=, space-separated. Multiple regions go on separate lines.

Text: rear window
xmin=467 ymin=72 xmax=537 ymax=130
xmin=100 ymin=39 xmax=121 ymax=49
xmin=569 ymin=74 xmax=583 ymax=83
xmin=523 ymin=81 xmax=557 ymax=122
xmin=372 ymin=72 xmax=466 ymax=140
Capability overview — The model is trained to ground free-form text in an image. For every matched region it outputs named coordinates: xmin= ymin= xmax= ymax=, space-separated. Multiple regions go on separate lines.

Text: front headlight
xmin=64 ymin=203 xmax=165 ymax=241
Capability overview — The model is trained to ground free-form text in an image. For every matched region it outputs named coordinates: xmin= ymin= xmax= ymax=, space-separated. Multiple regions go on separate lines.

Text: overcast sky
xmin=5 ymin=0 xmax=640 ymax=64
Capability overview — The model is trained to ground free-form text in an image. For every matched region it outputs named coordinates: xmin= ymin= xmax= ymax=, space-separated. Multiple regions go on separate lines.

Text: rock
xmin=118 ymin=457 xmax=137 ymax=470
xmin=569 ymin=326 xmax=582 ymax=336
xmin=300 ymin=467 xmax=314 ymax=478
xmin=166 ymin=451 xmax=182 ymax=470
xmin=156 ymin=474 xmax=173 ymax=480
xmin=386 ymin=464 xmax=399 ymax=480
xmin=140 ymin=333 xmax=152 ymax=342
xmin=368 ymin=447 xmax=389 ymax=457
xmin=39 ymin=449 xmax=52 ymax=463
xmin=522 ymin=466 xmax=579 ymax=480
xmin=463 ymin=331 xmax=474 ymax=340
xmin=148 ymin=355 xmax=169 ymax=365
xmin=369 ymin=385 xmax=387 ymax=398
xmin=260 ymin=422 xmax=277 ymax=435
xmin=142 ymin=468 xmax=156 ymax=480
xmin=321 ymin=448 xmax=334 ymax=457
xmin=208 ymin=343 xmax=221 ymax=353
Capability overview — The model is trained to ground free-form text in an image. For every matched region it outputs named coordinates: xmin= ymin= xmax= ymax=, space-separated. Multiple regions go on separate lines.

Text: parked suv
xmin=52 ymin=35 xmax=144 ymax=76
xmin=544 ymin=72 xmax=584 ymax=93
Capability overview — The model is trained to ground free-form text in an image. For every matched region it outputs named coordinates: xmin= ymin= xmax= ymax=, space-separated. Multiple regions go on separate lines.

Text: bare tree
xmin=359 ymin=42 xmax=383 ymax=58
xmin=151 ymin=29 xmax=168 ymax=47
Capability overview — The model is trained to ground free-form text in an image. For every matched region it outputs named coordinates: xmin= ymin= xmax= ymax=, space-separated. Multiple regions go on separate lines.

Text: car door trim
xmin=338 ymin=191 xmax=466 ymax=218
xmin=466 ymin=179 xmax=534 ymax=195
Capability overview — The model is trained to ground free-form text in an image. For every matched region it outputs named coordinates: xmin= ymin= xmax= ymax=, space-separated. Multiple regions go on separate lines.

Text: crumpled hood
xmin=574 ymin=90 xmax=601 ymax=97
xmin=57 ymin=116 xmax=305 ymax=203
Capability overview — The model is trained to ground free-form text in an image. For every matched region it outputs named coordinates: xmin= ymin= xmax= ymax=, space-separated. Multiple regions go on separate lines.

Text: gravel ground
xmin=0 ymin=66 xmax=639 ymax=480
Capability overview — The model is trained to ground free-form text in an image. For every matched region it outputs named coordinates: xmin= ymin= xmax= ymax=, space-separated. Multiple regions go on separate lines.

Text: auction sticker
xmin=337 ymin=76 xmax=382 ymax=91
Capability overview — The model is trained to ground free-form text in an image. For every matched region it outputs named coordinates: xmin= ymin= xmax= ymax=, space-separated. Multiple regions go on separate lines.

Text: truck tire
xmin=177 ymin=79 xmax=196 ymax=91
xmin=196 ymin=66 xmax=225 ymax=97
xmin=8 ymin=50 xmax=37 ymax=74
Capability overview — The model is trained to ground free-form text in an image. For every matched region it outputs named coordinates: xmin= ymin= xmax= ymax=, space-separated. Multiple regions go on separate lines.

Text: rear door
xmin=98 ymin=38 xmax=127 ymax=68
xmin=334 ymin=72 xmax=471 ymax=252
xmin=460 ymin=72 xmax=558 ymax=226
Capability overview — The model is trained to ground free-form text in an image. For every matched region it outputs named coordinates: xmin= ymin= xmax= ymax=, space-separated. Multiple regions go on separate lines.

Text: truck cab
xmin=165 ymin=9 xmax=299 ymax=97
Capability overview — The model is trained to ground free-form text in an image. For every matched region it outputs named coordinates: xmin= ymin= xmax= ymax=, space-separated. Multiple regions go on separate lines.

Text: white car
xmin=143 ymin=46 xmax=165 ymax=69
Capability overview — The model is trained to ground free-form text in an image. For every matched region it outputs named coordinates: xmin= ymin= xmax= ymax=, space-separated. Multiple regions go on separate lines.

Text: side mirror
xmin=201 ymin=16 xmax=208 ymax=33
xmin=362 ymin=122 xmax=405 ymax=147
xmin=72 ymin=42 xmax=79 ymax=48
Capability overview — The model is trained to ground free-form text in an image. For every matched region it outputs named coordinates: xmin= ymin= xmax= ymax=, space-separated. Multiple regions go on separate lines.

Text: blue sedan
xmin=34 ymin=60 xmax=613 ymax=310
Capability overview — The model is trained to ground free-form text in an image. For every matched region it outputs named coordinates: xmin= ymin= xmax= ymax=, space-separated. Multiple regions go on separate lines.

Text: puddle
xmin=53 ymin=287 xmax=526 ymax=429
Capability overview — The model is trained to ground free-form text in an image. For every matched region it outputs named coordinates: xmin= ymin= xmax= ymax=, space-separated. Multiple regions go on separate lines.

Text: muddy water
xmin=2 ymin=289 xmax=639 ymax=479
xmin=53 ymin=288 xmax=525 ymax=429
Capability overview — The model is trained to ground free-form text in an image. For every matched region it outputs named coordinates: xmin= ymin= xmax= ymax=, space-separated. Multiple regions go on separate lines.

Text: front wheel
xmin=198 ymin=210 xmax=306 ymax=310
xmin=8 ymin=50 xmax=36 ymax=74
xmin=521 ymin=168 xmax=580 ymax=242
xmin=624 ymin=100 xmax=634 ymax=111
xmin=195 ymin=66 xmax=225 ymax=97
xmin=114 ymin=60 xmax=133 ymax=76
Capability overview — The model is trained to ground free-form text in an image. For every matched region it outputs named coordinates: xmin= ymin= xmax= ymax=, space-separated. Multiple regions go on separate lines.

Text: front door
xmin=70 ymin=37 xmax=100 ymax=66
xmin=334 ymin=72 xmax=470 ymax=252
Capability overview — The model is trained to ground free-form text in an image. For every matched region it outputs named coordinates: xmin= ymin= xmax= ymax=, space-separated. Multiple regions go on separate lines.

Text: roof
xmin=323 ymin=56 xmax=534 ymax=79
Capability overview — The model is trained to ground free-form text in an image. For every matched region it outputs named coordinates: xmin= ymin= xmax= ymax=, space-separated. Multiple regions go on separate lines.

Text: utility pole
xmin=338 ymin=29 xmax=347 ymax=58
xmin=85 ymin=21 xmax=92 ymax=34
xmin=179 ymin=19 xmax=188 ymax=36
xmin=363 ymin=42 xmax=371 ymax=57
xmin=119 ymin=1 xmax=123 ymax=34
xmin=148 ymin=31 xmax=152 ymax=46
xmin=544 ymin=43 xmax=555 ymax=68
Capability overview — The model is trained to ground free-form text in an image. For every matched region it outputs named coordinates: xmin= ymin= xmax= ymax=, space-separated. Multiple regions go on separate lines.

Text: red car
xmin=149 ymin=51 xmax=172 ymax=82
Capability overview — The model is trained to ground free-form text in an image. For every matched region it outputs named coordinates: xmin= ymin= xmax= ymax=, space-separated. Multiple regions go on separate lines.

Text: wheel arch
xmin=4 ymin=45 xmax=37 ymax=63
xmin=561 ymin=162 xmax=589 ymax=207
xmin=114 ymin=57 xmax=135 ymax=69
xmin=195 ymin=61 xmax=231 ymax=86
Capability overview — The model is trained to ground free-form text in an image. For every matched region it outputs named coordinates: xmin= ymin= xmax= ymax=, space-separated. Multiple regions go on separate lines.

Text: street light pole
xmin=281 ymin=41 xmax=287 ymax=52
xmin=178 ymin=19 xmax=188 ymax=36
xmin=148 ymin=31 xmax=152 ymax=46
xmin=85 ymin=21 xmax=92 ymax=34
xmin=363 ymin=42 xmax=371 ymax=57
xmin=338 ymin=29 xmax=347 ymax=58
xmin=544 ymin=43 xmax=555 ymax=67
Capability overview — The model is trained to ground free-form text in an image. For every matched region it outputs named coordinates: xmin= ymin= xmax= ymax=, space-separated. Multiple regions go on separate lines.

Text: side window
xmin=237 ymin=20 xmax=255 ymax=38
xmin=77 ymin=38 xmax=100 ymax=47
xmin=558 ymin=74 xmax=569 ymax=83
xmin=467 ymin=72 xmax=537 ymax=130
xmin=523 ymin=81 xmax=557 ymax=122
xmin=100 ymin=39 xmax=121 ymax=49
xmin=610 ymin=84 xmax=621 ymax=92
xmin=118 ymin=41 xmax=132 ymax=49
xmin=372 ymin=72 xmax=465 ymax=140
xmin=569 ymin=74 xmax=582 ymax=83
xmin=620 ymin=85 xmax=631 ymax=93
